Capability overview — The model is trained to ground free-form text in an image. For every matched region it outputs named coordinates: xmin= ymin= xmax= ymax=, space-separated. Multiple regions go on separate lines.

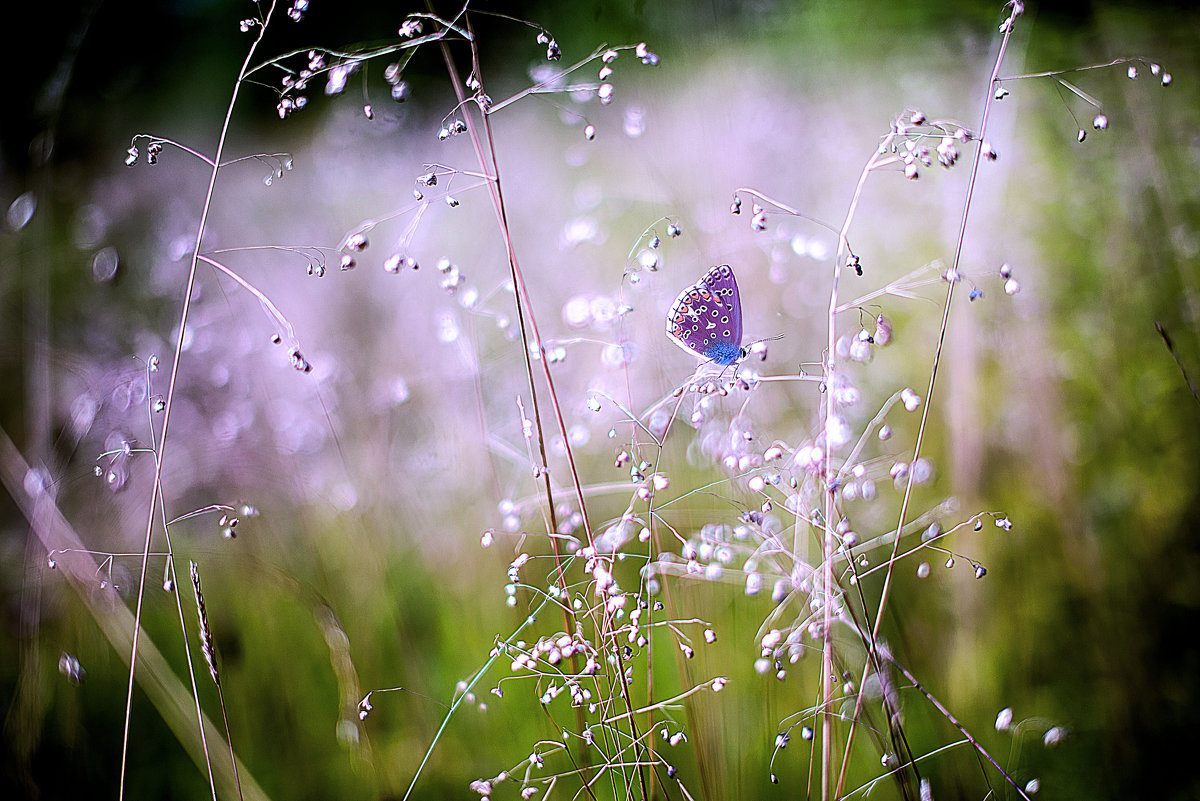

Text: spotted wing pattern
xmin=665 ymin=265 xmax=743 ymax=365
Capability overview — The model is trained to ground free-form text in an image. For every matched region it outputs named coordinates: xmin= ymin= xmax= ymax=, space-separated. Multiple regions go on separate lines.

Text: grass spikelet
xmin=190 ymin=561 xmax=220 ymax=689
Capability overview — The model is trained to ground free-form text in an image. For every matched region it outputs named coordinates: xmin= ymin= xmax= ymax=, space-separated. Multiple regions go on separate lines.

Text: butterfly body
xmin=666 ymin=265 xmax=744 ymax=365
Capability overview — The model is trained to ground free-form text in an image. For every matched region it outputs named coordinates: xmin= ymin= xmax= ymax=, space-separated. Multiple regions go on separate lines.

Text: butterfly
xmin=666 ymin=265 xmax=745 ymax=365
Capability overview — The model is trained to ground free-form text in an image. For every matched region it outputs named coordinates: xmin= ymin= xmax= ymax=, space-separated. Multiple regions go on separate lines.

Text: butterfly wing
xmin=666 ymin=265 xmax=743 ymax=365
xmin=702 ymin=265 xmax=742 ymax=350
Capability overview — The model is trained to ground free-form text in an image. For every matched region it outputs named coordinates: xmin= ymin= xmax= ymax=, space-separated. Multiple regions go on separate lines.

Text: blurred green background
xmin=2 ymin=1 xmax=1199 ymax=799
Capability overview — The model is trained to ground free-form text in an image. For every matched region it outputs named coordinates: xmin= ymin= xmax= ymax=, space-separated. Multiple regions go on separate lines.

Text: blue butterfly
xmin=666 ymin=265 xmax=745 ymax=365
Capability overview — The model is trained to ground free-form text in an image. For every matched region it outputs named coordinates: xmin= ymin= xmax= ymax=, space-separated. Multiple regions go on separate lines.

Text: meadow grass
xmin=1 ymin=1 xmax=1186 ymax=799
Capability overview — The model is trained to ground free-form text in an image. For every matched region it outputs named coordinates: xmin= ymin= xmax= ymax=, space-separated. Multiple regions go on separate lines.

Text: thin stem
xmin=836 ymin=3 xmax=1021 ymax=797
xmin=886 ymin=655 xmax=1032 ymax=801
xmin=1000 ymin=55 xmax=1148 ymax=81
xmin=820 ymin=123 xmax=895 ymax=801
xmin=119 ymin=4 xmax=278 ymax=799
xmin=427 ymin=8 xmax=611 ymax=798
